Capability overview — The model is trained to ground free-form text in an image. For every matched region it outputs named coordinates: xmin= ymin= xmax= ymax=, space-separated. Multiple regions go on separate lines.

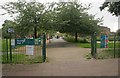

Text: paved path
xmin=2 ymin=38 xmax=118 ymax=76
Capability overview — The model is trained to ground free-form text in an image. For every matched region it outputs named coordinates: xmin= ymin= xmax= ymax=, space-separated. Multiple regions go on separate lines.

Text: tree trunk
xmin=34 ymin=16 xmax=37 ymax=38
xmin=75 ymin=32 xmax=78 ymax=42
xmin=34 ymin=26 xmax=37 ymax=38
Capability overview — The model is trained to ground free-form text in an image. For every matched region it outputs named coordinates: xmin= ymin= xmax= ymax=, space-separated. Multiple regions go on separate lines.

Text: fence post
xmin=114 ymin=33 xmax=116 ymax=58
xmin=42 ymin=33 xmax=46 ymax=62
xmin=6 ymin=38 xmax=9 ymax=61
xmin=7 ymin=28 xmax=14 ymax=62
xmin=91 ymin=34 xmax=94 ymax=57
xmin=118 ymin=34 xmax=120 ymax=58
xmin=94 ymin=32 xmax=97 ymax=59
xmin=91 ymin=32 xmax=97 ymax=59
xmin=9 ymin=33 xmax=12 ymax=62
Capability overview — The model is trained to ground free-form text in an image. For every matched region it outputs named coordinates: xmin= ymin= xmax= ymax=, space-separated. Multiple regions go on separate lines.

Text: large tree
xmin=54 ymin=2 xmax=101 ymax=42
xmin=1 ymin=0 xmax=55 ymax=38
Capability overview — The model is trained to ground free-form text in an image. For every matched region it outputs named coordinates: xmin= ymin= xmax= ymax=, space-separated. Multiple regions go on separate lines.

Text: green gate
xmin=2 ymin=33 xmax=47 ymax=64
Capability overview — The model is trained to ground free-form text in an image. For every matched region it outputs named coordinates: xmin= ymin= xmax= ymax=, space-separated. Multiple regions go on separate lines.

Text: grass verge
xmin=85 ymin=48 xmax=119 ymax=59
xmin=64 ymin=36 xmax=119 ymax=48
xmin=1 ymin=54 xmax=44 ymax=64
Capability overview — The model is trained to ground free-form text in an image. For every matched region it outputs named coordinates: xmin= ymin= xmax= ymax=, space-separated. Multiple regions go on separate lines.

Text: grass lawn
xmin=76 ymin=42 xmax=119 ymax=48
xmin=64 ymin=36 xmax=119 ymax=48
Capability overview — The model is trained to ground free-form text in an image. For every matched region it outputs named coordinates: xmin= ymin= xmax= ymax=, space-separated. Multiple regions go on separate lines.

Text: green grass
xmin=76 ymin=43 xmax=91 ymax=48
xmin=0 ymin=39 xmax=10 ymax=52
xmin=1 ymin=54 xmax=43 ymax=64
xmin=97 ymin=48 xmax=119 ymax=59
xmin=64 ymin=36 xmax=119 ymax=48
xmin=76 ymin=42 xmax=119 ymax=48
xmin=85 ymin=48 xmax=119 ymax=59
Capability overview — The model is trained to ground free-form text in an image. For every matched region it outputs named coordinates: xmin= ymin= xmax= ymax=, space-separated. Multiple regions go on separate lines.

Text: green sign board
xmin=15 ymin=38 xmax=41 ymax=45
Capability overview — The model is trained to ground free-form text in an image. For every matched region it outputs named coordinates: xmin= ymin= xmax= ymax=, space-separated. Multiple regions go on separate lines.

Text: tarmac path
xmin=2 ymin=38 xmax=118 ymax=76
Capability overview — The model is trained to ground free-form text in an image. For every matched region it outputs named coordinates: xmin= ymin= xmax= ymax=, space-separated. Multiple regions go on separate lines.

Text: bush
xmin=79 ymin=38 xmax=89 ymax=43
xmin=64 ymin=36 xmax=89 ymax=43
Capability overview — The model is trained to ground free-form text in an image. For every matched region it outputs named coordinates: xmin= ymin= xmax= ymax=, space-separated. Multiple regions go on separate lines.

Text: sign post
xmin=7 ymin=28 xmax=14 ymax=62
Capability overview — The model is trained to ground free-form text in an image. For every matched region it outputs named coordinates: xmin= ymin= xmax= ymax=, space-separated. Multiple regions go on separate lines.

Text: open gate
xmin=2 ymin=28 xmax=47 ymax=64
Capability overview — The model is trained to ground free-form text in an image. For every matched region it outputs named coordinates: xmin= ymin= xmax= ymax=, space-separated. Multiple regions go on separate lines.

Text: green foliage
xmin=1 ymin=0 xmax=56 ymax=38
xmin=2 ymin=20 xmax=16 ymax=38
xmin=100 ymin=1 xmax=120 ymax=16
xmin=64 ymin=36 xmax=89 ymax=43
xmin=54 ymin=1 xmax=101 ymax=35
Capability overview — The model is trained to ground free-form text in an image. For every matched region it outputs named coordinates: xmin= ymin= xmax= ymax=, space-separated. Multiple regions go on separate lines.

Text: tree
xmin=1 ymin=0 xmax=55 ymax=38
xmin=54 ymin=2 xmax=101 ymax=42
xmin=100 ymin=1 xmax=120 ymax=16
xmin=2 ymin=20 xmax=17 ymax=38
xmin=117 ymin=29 xmax=120 ymax=36
xmin=100 ymin=1 xmax=120 ymax=40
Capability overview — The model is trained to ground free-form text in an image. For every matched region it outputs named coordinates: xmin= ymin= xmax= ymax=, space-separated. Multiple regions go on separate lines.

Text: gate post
xmin=6 ymin=38 xmax=9 ymax=61
xmin=42 ymin=33 xmax=46 ymax=62
xmin=91 ymin=32 xmax=97 ymax=59
xmin=91 ymin=34 xmax=94 ymax=57
xmin=94 ymin=32 xmax=97 ymax=59
xmin=9 ymin=33 xmax=12 ymax=62
xmin=114 ymin=32 xmax=116 ymax=58
xmin=7 ymin=28 xmax=14 ymax=62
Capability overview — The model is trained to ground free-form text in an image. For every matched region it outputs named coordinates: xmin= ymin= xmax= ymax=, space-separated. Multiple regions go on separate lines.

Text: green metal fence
xmin=91 ymin=32 xmax=120 ymax=59
xmin=2 ymin=33 xmax=47 ymax=64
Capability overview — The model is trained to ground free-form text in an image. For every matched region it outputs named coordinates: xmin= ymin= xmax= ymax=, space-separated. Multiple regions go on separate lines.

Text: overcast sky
xmin=0 ymin=0 xmax=118 ymax=32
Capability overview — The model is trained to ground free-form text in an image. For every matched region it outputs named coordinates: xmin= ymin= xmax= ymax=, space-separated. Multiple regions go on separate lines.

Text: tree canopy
xmin=2 ymin=20 xmax=17 ymax=38
xmin=1 ymin=0 xmax=102 ymax=41
xmin=53 ymin=2 xmax=101 ymax=41
xmin=100 ymin=1 xmax=120 ymax=16
xmin=1 ymin=0 xmax=55 ymax=38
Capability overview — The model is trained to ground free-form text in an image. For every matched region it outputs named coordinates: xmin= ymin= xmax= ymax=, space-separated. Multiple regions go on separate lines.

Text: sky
xmin=0 ymin=0 xmax=118 ymax=32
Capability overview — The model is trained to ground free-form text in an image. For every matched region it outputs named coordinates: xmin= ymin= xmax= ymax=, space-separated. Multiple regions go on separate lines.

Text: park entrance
xmin=2 ymin=29 xmax=47 ymax=64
